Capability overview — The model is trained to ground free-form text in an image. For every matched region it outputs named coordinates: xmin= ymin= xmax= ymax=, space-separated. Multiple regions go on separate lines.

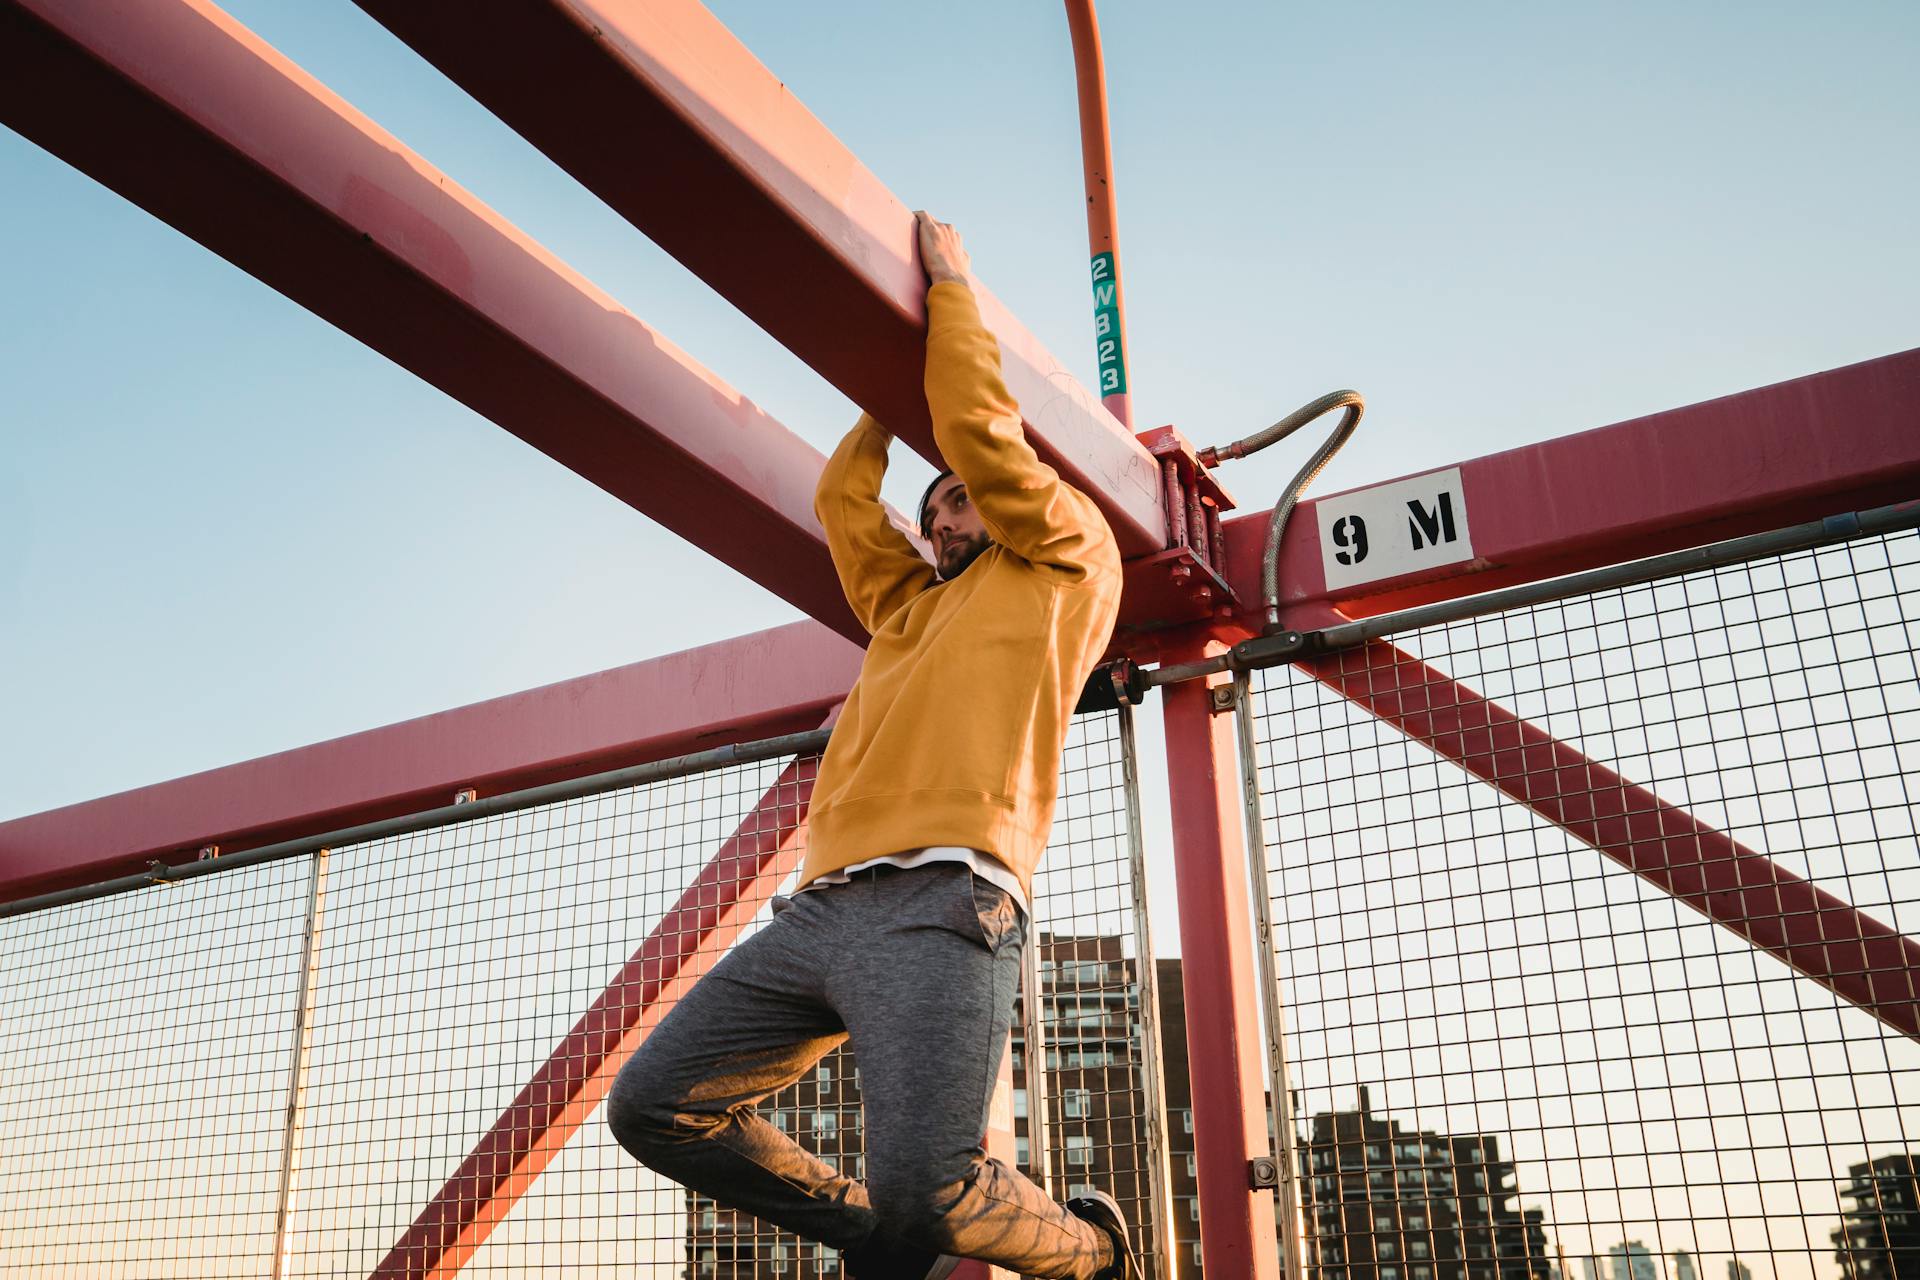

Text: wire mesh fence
xmin=0 ymin=709 xmax=1165 ymax=1279
xmin=0 ymin=857 xmax=314 ymax=1278
xmin=1246 ymin=526 xmax=1920 ymax=1280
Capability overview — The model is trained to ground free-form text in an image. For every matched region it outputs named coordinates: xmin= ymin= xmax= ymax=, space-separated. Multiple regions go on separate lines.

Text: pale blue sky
xmin=4 ymin=0 xmax=1917 ymax=826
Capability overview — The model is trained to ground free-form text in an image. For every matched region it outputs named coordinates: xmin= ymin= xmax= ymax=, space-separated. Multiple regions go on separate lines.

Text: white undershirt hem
xmin=798 ymin=846 xmax=1029 ymax=917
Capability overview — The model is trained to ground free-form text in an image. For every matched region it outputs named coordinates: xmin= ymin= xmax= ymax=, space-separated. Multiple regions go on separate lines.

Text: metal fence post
xmin=1120 ymin=703 xmax=1180 ymax=1280
xmin=1020 ymin=929 xmax=1055 ymax=1194
xmin=270 ymin=847 xmax=328 ymax=1280
xmin=1159 ymin=651 xmax=1281 ymax=1280
xmin=1234 ymin=674 xmax=1308 ymax=1280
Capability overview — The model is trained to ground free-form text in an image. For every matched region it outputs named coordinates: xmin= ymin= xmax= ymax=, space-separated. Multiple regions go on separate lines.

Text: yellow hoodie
xmin=800 ymin=282 xmax=1124 ymax=897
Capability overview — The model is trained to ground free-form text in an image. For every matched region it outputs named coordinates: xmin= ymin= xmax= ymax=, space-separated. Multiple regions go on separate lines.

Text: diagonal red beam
xmin=0 ymin=0 xmax=878 ymax=641
xmin=350 ymin=0 xmax=1168 ymax=557
xmin=372 ymin=755 xmax=818 ymax=1280
xmin=1305 ymin=638 xmax=1920 ymax=1040
xmin=1212 ymin=347 xmax=1920 ymax=631
xmin=0 ymin=621 xmax=860 ymax=903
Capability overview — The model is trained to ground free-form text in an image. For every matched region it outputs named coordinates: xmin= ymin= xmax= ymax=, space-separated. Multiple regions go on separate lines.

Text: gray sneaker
xmin=1066 ymin=1189 xmax=1138 ymax=1280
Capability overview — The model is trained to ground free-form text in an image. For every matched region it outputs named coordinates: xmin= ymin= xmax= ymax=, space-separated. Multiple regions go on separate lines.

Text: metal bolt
xmin=1209 ymin=685 xmax=1238 ymax=713
xmin=1249 ymin=1155 xmax=1280 ymax=1188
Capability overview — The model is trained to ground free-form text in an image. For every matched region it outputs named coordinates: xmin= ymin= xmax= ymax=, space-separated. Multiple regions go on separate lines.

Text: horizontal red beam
xmin=373 ymin=758 xmax=816 ymax=1280
xmin=351 ymin=0 xmax=1167 ymax=557
xmin=1307 ymin=639 xmax=1920 ymax=1040
xmin=0 ymin=0 xmax=875 ymax=641
xmin=0 ymin=621 xmax=859 ymax=903
xmin=1215 ymin=347 xmax=1920 ymax=630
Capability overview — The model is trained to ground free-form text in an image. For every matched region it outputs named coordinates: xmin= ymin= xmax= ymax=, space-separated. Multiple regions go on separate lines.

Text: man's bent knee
xmin=606 ymin=1055 xmax=703 ymax=1166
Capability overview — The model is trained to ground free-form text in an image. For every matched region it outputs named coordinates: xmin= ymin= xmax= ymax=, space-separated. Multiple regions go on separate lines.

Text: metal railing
xmin=1243 ymin=519 xmax=1920 ymax=1280
xmin=0 ymin=711 xmax=1170 ymax=1279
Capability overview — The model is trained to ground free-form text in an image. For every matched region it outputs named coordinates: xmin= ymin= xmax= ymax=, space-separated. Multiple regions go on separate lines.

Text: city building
xmin=1297 ymin=1087 xmax=1553 ymax=1280
xmin=1673 ymin=1249 xmax=1697 ymax=1280
xmin=1833 ymin=1151 xmax=1920 ymax=1280
xmin=1727 ymin=1261 xmax=1752 ymax=1280
xmin=1607 ymin=1242 xmax=1660 ymax=1280
xmin=1155 ymin=956 xmax=1202 ymax=1280
xmin=1013 ymin=936 xmax=1173 ymax=1272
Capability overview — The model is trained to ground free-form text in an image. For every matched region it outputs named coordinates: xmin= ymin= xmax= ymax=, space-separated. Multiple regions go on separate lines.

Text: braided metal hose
xmin=1197 ymin=389 xmax=1365 ymax=631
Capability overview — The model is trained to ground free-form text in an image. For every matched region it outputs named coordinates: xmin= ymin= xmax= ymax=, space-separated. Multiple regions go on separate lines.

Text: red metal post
xmin=1306 ymin=639 xmax=1920 ymax=1040
xmin=1161 ymin=644 xmax=1282 ymax=1279
xmin=349 ymin=0 xmax=1167 ymax=555
xmin=372 ymin=756 xmax=818 ymax=1279
xmin=0 ymin=621 xmax=861 ymax=902
xmin=1063 ymin=0 xmax=1133 ymax=428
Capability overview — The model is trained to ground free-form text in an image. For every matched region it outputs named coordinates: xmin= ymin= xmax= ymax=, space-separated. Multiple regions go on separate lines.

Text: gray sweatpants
xmin=607 ymin=862 xmax=1108 ymax=1278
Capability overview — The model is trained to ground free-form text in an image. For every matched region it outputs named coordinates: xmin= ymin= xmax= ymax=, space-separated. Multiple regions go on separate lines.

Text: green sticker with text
xmin=1089 ymin=252 xmax=1127 ymax=396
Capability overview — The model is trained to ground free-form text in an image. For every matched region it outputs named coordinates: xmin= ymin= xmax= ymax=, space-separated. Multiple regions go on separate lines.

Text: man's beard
xmin=937 ymin=532 xmax=991 ymax=579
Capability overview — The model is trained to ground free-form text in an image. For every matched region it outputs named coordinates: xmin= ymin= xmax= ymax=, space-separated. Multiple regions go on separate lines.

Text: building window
xmin=813 ymin=1112 xmax=837 ymax=1139
xmin=1187 ymin=1153 xmax=1198 ymax=1177
xmin=1067 ymin=1136 xmax=1093 ymax=1167
xmin=772 ymin=1243 xmax=790 ymax=1274
xmin=1193 ymin=1243 xmax=1205 ymax=1265
xmin=1410 ymin=1241 xmax=1430 ymax=1258
xmin=1017 ymin=1136 xmax=1031 ymax=1167
xmin=1189 ymin=1198 xmax=1201 ymax=1221
xmin=1182 ymin=1109 xmax=1194 ymax=1133
xmin=1014 ymin=1089 xmax=1028 ymax=1119
xmin=817 ymin=1064 xmax=833 ymax=1087
xmin=1063 ymin=1088 xmax=1092 ymax=1119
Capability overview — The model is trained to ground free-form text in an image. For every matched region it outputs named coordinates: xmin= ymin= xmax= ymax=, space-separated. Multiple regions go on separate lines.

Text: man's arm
xmin=815 ymin=414 xmax=938 ymax=633
xmin=915 ymin=213 xmax=1120 ymax=582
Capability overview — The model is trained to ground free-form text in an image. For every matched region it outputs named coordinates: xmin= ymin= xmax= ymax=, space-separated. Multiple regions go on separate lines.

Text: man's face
xmin=922 ymin=474 xmax=992 ymax=579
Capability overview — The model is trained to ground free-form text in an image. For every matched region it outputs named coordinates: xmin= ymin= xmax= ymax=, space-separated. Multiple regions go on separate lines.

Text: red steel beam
xmin=1306 ymin=639 xmax=1920 ymax=1040
xmin=1212 ymin=347 xmax=1920 ymax=630
xmin=350 ymin=0 xmax=1168 ymax=557
xmin=0 ymin=0 xmax=876 ymax=642
xmin=0 ymin=621 xmax=860 ymax=903
xmin=1160 ymin=645 xmax=1283 ymax=1280
xmin=373 ymin=756 xmax=818 ymax=1280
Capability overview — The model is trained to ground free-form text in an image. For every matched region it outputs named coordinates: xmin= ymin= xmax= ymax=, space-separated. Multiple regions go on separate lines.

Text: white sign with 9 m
xmin=1313 ymin=467 xmax=1474 ymax=592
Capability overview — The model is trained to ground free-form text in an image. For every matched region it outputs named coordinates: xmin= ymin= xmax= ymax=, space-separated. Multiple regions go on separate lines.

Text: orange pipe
xmin=1064 ymin=0 xmax=1133 ymax=428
